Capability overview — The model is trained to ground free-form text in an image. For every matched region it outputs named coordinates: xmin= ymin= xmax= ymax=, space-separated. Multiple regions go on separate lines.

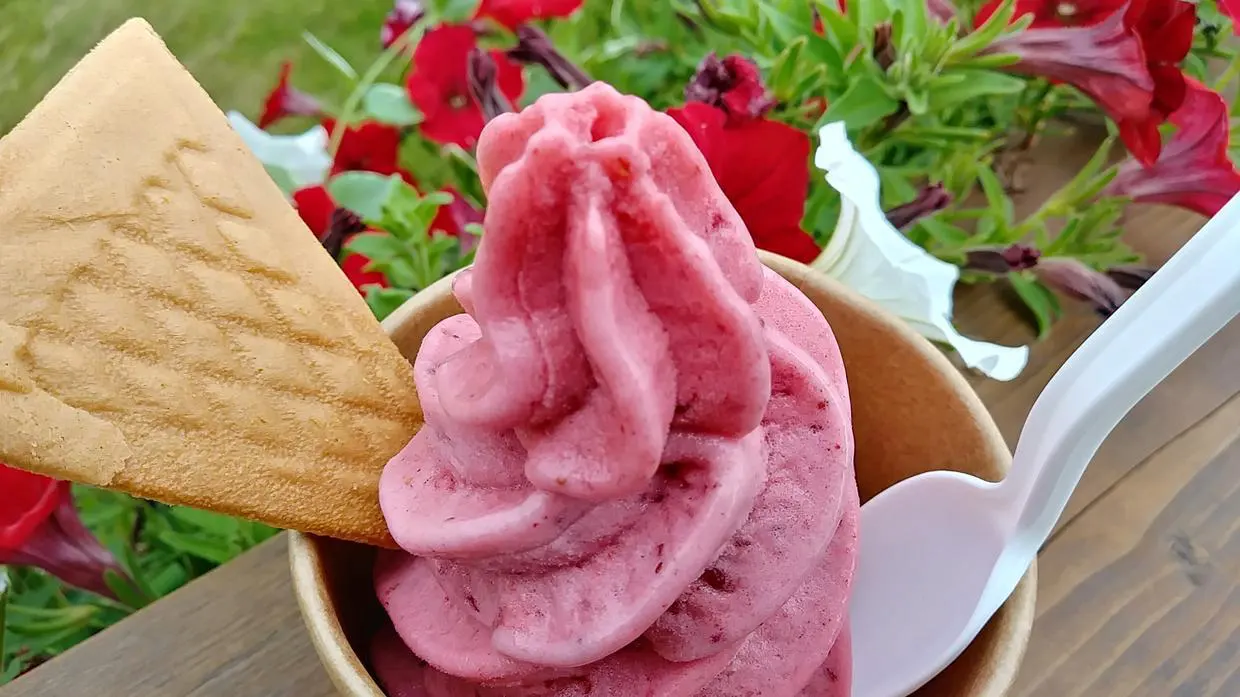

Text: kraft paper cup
xmin=290 ymin=252 xmax=1036 ymax=697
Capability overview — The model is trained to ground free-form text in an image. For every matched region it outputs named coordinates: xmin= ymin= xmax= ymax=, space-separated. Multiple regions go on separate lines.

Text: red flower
xmin=1 ymin=465 xmax=125 ymax=599
xmin=474 ymin=0 xmax=584 ymax=30
xmin=381 ymin=0 xmax=425 ymax=48
xmin=1104 ymin=79 xmax=1240 ymax=217
xmin=1222 ymin=0 xmax=1240 ymax=27
xmin=667 ymin=102 xmax=820 ymax=264
xmin=322 ymin=119 xmax=412 ymax=182
xmin=980 ymin=0 xmax=1195 ymax=166
xmin=258 ymin=62 xmax=322 ymax=130
xmin=1 ymin=465 xmax=59 ymax=549
xmin=685 ymin=54 xmax=775 ymax=125
xmin=406 ymin=25 xmax=524 ymax=148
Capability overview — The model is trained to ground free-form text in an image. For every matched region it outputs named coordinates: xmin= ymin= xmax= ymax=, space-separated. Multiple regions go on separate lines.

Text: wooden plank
xmin=1013 ymin=393 xmax=1240 ymax=696
xmin=1 ymin=535 xmax=337 ymax=697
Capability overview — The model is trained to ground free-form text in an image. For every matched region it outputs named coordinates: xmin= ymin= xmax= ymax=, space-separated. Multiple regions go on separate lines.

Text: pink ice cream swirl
xmin=374 ymin=83 xmax=859 ymax=697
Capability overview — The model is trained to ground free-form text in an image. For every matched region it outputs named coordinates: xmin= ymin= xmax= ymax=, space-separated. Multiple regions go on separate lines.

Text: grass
xmin=0 ymin=0 xmax=390 ymax=135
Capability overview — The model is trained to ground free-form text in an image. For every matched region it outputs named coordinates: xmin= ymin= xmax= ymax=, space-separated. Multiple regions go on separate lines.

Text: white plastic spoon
xmin=849 ymin=191 xmax=1240 ymax=697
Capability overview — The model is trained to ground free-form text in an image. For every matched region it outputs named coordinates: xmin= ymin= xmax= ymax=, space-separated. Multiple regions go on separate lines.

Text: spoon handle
xmin=1002 ymin=192 xmax=1240 ymax=554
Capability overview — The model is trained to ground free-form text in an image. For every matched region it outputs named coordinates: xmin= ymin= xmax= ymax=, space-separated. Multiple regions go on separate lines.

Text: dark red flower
xmin=406 ymin=25 xmax=525 ymax=148
xmin=885 ymin=183 xmax=953 ymax=230
xmin=381 ymin=0 xmax=425 ymax=48
xmin=322 ymin=118 xmax=413 ymax=183
xmin=980 ymin=0 xmax=1195 ymax=166
xmin=685 ymin=53 xmax=775 ymax=125
xmin=474 ymin=0 xmax=584 ymax=30
xmin=1035 ymin=257 xmax=1128 ymax=316
xmin=667 ymin=102 xmax=820 ymax=264
xmin=258 ymin=62 xmax=322 ymax=130
xmin=1104 ymin=79 xmax=1240 ymax=217
xmin=1 ymin=465 xmax=126 ymax=599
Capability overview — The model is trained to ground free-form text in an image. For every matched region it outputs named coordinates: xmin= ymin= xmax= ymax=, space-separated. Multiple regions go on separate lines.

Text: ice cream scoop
xmin=850 ymin=191 xmax=1240 ymax=697
xmin=373 ymin=82 xmax=859 ymax=695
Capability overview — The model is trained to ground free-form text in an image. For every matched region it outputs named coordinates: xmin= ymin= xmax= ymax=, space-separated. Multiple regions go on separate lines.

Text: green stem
xmin=328 ymin=24 xmax=428 ymax=159
xmin=1017 ymin=81 xmax=1055 ymax=149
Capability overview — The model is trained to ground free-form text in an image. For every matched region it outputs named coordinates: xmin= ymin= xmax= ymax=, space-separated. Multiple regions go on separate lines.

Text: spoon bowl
xmin=851 ymin=472 xmax=1009 ymax=697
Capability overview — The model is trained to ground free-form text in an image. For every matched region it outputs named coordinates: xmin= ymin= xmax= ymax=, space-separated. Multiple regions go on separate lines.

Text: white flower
xmin=226 ymin=111 xmax=332 ymax=191
xmin=811 ymin=122 xmax=1029 ymax=381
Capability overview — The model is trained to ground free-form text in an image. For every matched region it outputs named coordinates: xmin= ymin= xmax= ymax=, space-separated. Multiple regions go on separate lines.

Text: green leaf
xmin=954 ymin=52 xmax=1022 ymax=69
xmin=103 ymin=570 xmax=150 ymax=610
xmin=812 ymin=0 xmax=858 ymax=49
xmin=768 ymin=38 xmax=809 ymax=99
xmin=363 ymin=84 xmax=423 ymax=127
xmin=946 ymin=0 xmax=1026 ymax=64
xmin=344 ymin=233 xmax=408 ymax=264
xmin=819 ymin=75 xmax=901 ymax=129
xmin=147 ymin=564 xmax=190 ymax=597
xmin=365 ymin=287 xmax=416 ymax=321
xmin=927 ymin=70 xmax=1028 ymax=110
xmin=156 ymin=530 xmax=235 ymax=565
xmin=757 ymin=2 xmax=809 ymax=43
xmin=165 ymin=506 xmax=242 ymax=537
xmin=977 ymin=164 xmax=1015 ymax=226
xmin=804 ymin=33 xmax=845 ymax=73
xmin=302 ymin=32 xmax=358 ymax=81
xmin=1008 ymin=273 xmax=1060 ymax=338
xmin=916 ymin=218 xmax=971 ymax=247
xmin=328 ymin=172 xmax=402 ymax=223
xmin=891 ymin=0 xmax=929 ymax=50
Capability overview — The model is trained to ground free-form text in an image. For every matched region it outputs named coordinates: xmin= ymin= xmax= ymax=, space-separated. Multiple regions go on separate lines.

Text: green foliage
xmin=2 ymin=487 xmax=278 ymax=680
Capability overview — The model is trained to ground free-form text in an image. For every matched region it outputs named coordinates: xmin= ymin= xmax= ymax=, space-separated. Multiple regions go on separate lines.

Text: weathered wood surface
xmin=4 ymin=131 xmax=1237 ymax=696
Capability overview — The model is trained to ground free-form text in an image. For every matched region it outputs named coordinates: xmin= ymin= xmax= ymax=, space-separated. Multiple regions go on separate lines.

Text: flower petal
xmin=811 ymin=123 xmax=1029 ymax=381
xmin=226 ymin=111 xmax=332 ymax=190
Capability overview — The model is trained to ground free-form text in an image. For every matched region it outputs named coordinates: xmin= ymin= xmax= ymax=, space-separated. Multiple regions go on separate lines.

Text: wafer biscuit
xmin=0 ymin=19 xmax=421 ymax=547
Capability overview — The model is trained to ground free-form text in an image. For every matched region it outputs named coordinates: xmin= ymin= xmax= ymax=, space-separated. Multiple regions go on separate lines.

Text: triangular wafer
xmin=0 ymin=19 xmax=420 ymax=547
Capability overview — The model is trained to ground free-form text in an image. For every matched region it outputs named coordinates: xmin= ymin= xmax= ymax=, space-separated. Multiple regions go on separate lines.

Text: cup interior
xmin=290 ymin=253 xmax=1036 ymax=697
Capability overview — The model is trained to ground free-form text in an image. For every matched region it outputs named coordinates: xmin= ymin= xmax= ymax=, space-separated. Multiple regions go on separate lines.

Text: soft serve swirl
xmin=374 ymin=83 xmax=859 ymax=697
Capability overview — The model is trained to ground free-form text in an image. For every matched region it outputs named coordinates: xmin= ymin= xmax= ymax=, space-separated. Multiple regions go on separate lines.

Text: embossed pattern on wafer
xmin=0 ymin=19 xmax=420 ymax=547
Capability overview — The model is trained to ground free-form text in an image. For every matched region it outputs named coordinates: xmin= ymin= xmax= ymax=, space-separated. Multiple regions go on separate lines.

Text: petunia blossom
xmin=226 ymin=111 xmax=332 ymax=190
xmin=812 ymin=122 xmax=1029 ymax=380
xmin=1 ymin=465 xmax=128 ymax=600
xmin=1104 ymin=78 xmax=1240 ymax=217
xmin=258 ymin=62 xmax=322 ymax=130
xmin=980 ymin=0 xmax=1196 ymax=166
xmin=685 ymin=53 xmax=775 ymax=124
xmin=668 ymin=102 xmax=821 ymax=264
xmin=474 ymin=0 xmax=584 ymax=30
xmin=405 ymin=25 xmax=525 ymax=148
xmin=322 ymin=118 xmax=412 ymax=181
xmin=381 ymin=0 xmax=425 ymax=48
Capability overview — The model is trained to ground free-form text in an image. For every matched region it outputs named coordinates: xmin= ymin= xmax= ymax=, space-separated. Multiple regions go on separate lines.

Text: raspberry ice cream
xmin=373 ymin=82 xmax=858 ymax=696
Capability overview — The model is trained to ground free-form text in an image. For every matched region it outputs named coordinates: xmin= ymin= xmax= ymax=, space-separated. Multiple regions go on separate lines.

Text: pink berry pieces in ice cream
xmin=373 ymin=82 xmax=859 ymax=697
